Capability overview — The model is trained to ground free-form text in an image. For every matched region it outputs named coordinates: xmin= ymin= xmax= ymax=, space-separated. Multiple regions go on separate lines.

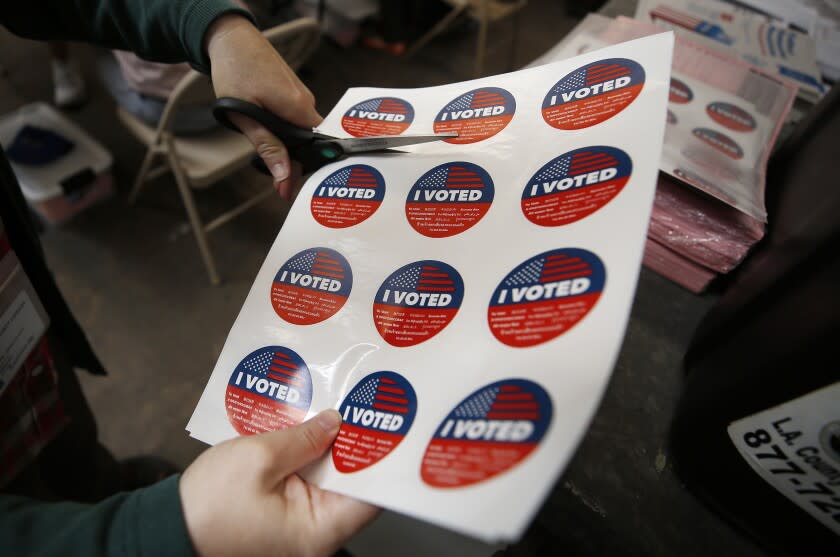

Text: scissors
xmin=213 ymin=97 xmax=456 ymax=175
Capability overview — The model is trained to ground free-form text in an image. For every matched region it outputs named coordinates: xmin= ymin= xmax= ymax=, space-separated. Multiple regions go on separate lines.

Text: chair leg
xmin=128 ymin=146 xmax=158 ymax=205
xmin=405 ymin=3 xmax=468 ymax=58
xmin=474 ymin=1 xmax=489 ymax=77
xmin=165 ymin=144 xmax=221 ymax=286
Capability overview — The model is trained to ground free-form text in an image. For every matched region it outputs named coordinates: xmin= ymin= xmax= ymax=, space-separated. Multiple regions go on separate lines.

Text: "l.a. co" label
xmin=225 ymin=346 xmax=312 ymax=435
xmin=521 ymin=146 xmax=632 ymax=227
xmin=488 ymin=249 xmax=606 ymax=347
xmin=271 ymin=248 xmax=352 ymax=325
xmin=311 ymin=164 xmax=385 ymax=228
xmin=542 ymin=58 xmax=645 ymax=130
xmin=405 ymin=161 xmax=494 ymax=238
xmin=342 ymin=97 xmax=414 ymax=137
xmin=421 ymin=378 xmax=552 ymax=488
xmin=333 ymin=371 xmax=417 ymax=473
xmin=433 ymin=87 xmax=516 ymax=144
xmin=692 ymin=127 xmax=744 ymax=160
xmin=373 ymin=260 xmax=464 ymax=347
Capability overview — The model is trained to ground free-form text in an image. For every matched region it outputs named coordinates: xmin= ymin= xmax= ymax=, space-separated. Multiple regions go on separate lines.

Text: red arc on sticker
xmin=542 ymin=58 xmax=645 ymax=130
xmin=373 ymin=260 xmax=464 ymax=347
xmin=488 ymin=248 xmax=606 ymax=347
xmin=405 ymin=161 xmax=494 ymax=238
xmin=333 ymin=371 xmax=417 ymax=473
xmin=421 ymin=378 xmax=552 ymax=488
xmin=311 ymin=164 xmax=386 ymax=228
xmin=341 ymin=97 xmax=414 ymax=137
xmin=433 ymin=87 xmax=516 ymax=144
xmin=521 ymin=146 xmax=632 ymax=227
xmin=225 ymin=346 xmax=312 ymax=435
xmin=271 ymin=247 xmax=353 ymax=325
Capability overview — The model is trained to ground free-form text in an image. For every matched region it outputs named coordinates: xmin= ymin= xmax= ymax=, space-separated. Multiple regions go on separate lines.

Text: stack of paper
xmin=636 ymin=0 xmax=828 ymax=102
xmin=726 ymin=0 xmax=840 ymax=81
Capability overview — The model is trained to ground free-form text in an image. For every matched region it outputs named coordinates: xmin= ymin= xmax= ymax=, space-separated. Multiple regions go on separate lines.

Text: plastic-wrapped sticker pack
xmin=530 ymin=14 xmax=797 ymax=222
xmin=187 ymin=33 xmax=674 ymax=542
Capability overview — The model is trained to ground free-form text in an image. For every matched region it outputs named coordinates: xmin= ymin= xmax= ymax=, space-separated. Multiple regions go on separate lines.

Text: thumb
xmin=227 ymin=112 xmax=294 ymax=199
xmin=257 ymin=409 xmax=342 ymax=484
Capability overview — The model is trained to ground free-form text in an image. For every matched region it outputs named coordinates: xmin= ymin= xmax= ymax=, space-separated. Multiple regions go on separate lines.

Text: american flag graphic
xmin=285 ymin=250 xmax=345 ymax=281
xmin=533 ymin=150 xmax=618 ymax=182
xmin=503 ymin=252 xmax=592 ymax=286
xmin=440 ymin=88 xmax=511 ymax=112
xmin=349 ymin=376 xmax=411 ymax=414
xmin=550 ymin=61 xmax=632 ymax=97
xmin=241 ymin=349 xmax=304 ymax=388
xmin=353 ymin=97 xmax=409 ymax=114
xmin=453 ymin=383 xmax=540 ymax=421
xmin=323 ymin=166 xmax=379 ymax=189
xmin=416 ymin=164 xmax=488 ymax=191
xmin=388 ymin=263 xmax=457 ymax=293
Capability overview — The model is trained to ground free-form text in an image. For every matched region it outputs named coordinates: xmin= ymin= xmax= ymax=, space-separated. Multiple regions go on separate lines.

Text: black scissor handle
xmin=213 ymin=97 xmax=341 ymax=176
xmin=213 ymin=97 xmax=315 ymax=148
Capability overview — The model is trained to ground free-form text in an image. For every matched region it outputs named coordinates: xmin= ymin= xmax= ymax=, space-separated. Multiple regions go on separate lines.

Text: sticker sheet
xmin=187 ymin=33 xmax=674 ymax=542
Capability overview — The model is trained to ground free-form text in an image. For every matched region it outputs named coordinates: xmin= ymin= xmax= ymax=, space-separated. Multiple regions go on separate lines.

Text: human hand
xmin=180 ymin=410 xmax=379 ymax=557
xmin=206 ymin=15 xmax=323 ymax=200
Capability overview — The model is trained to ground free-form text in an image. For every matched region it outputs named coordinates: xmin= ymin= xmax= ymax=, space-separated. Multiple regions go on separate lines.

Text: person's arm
xmin=0 ymin=0 xmax=250 ymax=73
xmin=0 ymin=410 xmax=378 ymax=557
xmin=0 ymin=1 xmax=323 ymax=196
xmin=0 ymin=476 xmax=195 ymax=557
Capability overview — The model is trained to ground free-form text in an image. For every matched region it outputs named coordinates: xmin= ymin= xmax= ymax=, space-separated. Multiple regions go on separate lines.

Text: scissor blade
xmin=331 ymin=133 xmax=458 ymax=153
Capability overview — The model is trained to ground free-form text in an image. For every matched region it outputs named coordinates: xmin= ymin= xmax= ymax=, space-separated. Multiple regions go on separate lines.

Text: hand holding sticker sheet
xmin=188 ymin=33 xmax=674 ymax=542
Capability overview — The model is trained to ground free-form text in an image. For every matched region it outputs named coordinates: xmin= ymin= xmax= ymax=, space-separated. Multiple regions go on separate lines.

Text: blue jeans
xmin=97 ymin=54 xmax=218 ymax=136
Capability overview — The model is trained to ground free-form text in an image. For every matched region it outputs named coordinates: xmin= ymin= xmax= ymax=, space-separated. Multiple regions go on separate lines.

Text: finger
xmin=274 ymin=160 xmax=303 ymax=201
xmin=257 ymin=409 xmax=342 ymax=484
xmin=227 ymin=112 xmax=291 ymax=192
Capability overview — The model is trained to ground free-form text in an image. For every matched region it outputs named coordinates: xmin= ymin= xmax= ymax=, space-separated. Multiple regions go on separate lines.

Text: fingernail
xmin=315 ymin=409 xmax=341 ymax=432
xmin=271 ymin=163 xmax=289 ymax=182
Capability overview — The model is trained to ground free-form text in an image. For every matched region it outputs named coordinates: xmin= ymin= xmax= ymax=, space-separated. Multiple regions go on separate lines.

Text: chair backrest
xmin=156 ymin=17 xmax=321 ymax=136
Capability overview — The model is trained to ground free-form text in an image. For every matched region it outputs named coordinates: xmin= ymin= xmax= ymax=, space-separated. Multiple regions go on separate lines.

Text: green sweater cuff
xmin=181 ymin=0 xmax=256 ymax=74
xmin=128 ymin=474 xmax=196 ymax=557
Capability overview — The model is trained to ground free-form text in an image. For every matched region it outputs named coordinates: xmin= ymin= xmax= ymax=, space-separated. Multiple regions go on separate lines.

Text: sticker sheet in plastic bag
xmin=187 ymin=33 xmax=674 ymax=542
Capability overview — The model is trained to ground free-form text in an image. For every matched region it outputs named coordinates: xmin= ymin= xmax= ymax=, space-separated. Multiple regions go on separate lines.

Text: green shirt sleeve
xmin=0 ymin=0 xmax=256 ymax=73
xmin=0 ymin=475 xmax=196 ymax=557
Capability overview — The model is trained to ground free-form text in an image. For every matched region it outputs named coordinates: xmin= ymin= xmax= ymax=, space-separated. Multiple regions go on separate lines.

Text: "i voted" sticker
xmin=342 ymin=97 xmax=414 ymax=137
xmin=225 ymin=346 xmax=312 ymax=435
xmin=373 ymin=260 xmax=464 ymax=347
xmin=521 ymin=146 xmax=632 ymax=227
xmin=421 ymin=379 xmax=552 ymax=488
xmin=271 ymin=248 xmax=353 ymax=325
xmin=692 ymin=127 xmax=743 ymax=160
xmin=333 ymin=371 xmax=417 ymax=473
xmin=488 ymin=249 xmax=606 ymax=347
xmin=405 ymin=161 xmax=494 ymax=238
xmin=311 ymin=164 xmax=385 ymax=228
xmin=542 ymin=58 xmax=645 ymax=130
xmin=706 ymin=102 xmax=756 ymax=132
xmin=669 ymin=77 xmax=693 ymax=104
xmin=433 ymin=87 xmax=516 ymax=144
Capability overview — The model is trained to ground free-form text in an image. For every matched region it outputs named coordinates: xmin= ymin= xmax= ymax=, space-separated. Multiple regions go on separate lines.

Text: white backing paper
xmin=188 ymin=33 xmax=674 ymax=542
